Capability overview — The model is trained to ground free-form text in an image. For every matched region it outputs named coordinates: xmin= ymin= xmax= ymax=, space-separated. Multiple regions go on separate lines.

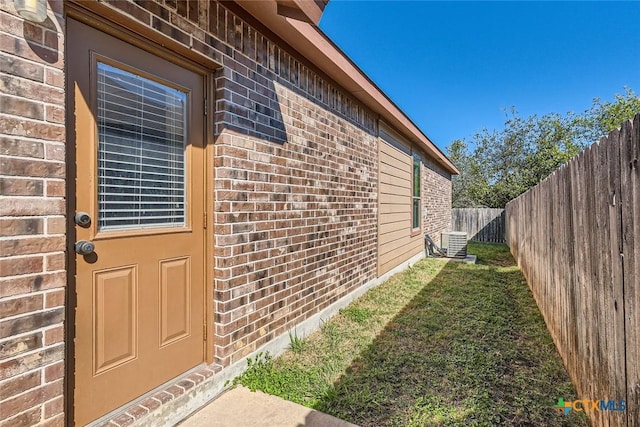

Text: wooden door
xmin=68 ymin=19 xmax=205 ymax=425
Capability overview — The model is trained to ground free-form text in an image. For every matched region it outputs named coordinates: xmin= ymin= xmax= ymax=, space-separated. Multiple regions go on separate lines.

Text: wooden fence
xmin=452 ymin=208 xmax=505 ymax=243
xmin=505 ymin=114 xmax=639 ymax=427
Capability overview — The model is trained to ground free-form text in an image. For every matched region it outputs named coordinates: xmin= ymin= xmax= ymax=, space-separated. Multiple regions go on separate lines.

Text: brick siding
xmin=0 ymin=1 xmax=66 ymax=426
xmin=212 ymin=87 xmax=378 ymax=366
xmin=422 ymin=157 xmax=453 ymax=246
xmin=0 ymin=0 xmax=452 ymax=424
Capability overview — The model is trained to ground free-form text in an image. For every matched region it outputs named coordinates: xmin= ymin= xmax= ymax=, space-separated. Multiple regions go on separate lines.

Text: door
xmin=68 ymin=19 xmax=206 ymax=425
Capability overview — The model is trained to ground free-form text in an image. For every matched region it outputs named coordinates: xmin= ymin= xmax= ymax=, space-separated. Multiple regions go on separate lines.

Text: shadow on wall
xmin=213 ymin=1 xmax=377 ymax=144
xmin=20 ymin=3 xmax=60 ymax=64
xmin=214 ymin=57 xmax=376 ymax=146
xmin=215 ymin=65 xmax=288 ymax=144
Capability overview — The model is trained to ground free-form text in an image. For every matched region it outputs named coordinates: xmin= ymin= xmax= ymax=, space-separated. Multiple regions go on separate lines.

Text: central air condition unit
xmin=441 ymin=231 xmax=468 ymax=258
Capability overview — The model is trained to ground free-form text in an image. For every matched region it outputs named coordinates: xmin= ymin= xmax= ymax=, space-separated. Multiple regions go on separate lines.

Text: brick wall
xmin=208 ymin=5 xmax=379 ymax=367
xmin=422 ymin=157 xmax=453 ymax=245
xmin=213 ymin=89 xmax=378 ymax=366
xmin=0 ymin=1 xmax=66 ymax=426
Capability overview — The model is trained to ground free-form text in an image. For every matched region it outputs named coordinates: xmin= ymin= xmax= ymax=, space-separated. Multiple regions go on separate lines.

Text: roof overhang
xmin=234 ymin=0 xmax=459 ymax=175
xmin=275 ymin=0 xmax=328 ymax=26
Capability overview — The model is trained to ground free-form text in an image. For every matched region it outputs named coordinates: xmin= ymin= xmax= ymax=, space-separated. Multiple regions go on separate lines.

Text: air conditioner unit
xmin=441 ymin=231 xmax=467 ymax=258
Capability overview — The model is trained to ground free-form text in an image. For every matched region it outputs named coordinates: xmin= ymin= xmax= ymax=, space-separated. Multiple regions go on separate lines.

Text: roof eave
xmin=275 ymin=0 xmax=328 ymax=26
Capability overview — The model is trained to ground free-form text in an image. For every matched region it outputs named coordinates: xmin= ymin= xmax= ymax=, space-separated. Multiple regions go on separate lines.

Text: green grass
xmin=231 ymin=242 xmax=588 ymax=426
xmin=288 ymin=331 xmax=307 ymax=354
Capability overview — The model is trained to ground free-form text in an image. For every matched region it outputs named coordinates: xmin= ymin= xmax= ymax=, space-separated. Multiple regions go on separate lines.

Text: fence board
xmin=621 ymin=114 xmax=640 ymax=426
xmin=451 ymin=208 xmax=505 ymax=242
xmin=505 ymin=115 xmax=639 ymax=427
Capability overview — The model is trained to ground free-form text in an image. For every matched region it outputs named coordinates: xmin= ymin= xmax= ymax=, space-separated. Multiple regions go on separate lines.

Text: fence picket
xmin=505 ymin=115 xmax=638 ymax=427
xmin=451 ymin=208 xmax=505 ymax=242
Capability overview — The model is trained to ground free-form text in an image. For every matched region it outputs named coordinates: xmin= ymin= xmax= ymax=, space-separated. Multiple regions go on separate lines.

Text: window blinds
xmin=96 ymin=62 xmax=187 ymax=231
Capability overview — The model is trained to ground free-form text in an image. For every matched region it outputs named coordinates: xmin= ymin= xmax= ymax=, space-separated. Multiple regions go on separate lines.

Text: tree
xmin=448 ymin=139 xmax=487 ymax=208
xmin=472 ymin=112 xmax=533 ymax=207
xmin=522 ymin=112 xmax=584 ymax=188
xmin=577 ymin=86 xmax=640 ymax=144
xmin=447 ymin=88 xmax=640 ymax=208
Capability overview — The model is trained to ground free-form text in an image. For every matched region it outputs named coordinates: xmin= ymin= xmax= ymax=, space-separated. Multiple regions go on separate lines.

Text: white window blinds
xmin=97 ymin=62 xmax=187 ymax=231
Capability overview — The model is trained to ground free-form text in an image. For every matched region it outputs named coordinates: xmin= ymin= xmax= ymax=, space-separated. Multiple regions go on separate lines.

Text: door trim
xmin=64 ymin=8 xmax=216 ymax=425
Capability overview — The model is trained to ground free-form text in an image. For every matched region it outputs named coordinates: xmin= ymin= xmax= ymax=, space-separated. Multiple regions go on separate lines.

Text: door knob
xmin=75 ymin=240 xmax=95 ymax=255
xmin=74 ymin=212 xmax=91 ymax=227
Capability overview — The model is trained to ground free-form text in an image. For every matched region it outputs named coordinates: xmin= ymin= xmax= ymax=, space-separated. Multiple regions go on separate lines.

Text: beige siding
xmin=377 ymin=125 xmax=423 ymax=275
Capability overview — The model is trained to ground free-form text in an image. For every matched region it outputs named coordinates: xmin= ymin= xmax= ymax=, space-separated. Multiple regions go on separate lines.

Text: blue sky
xmin=319 ymin=1 xmax=640 ymax=153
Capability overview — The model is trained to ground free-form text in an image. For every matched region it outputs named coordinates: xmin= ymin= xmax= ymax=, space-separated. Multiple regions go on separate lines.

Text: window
xmin=412 ymin=152 xmax=421 ymax=229
xmin=96 ymin=62 xmax=187 ymax=231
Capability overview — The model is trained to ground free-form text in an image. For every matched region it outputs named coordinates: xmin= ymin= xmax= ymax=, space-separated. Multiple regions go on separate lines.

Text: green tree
xmin=448 ymin=139 xmax=488 ymax=208
xmin=447 ymin=88 xmax=640 ymax=208
xmin=578 ymin=86 xmax=640 ymax=144
xmin=522 ymin=112 xmax=584 ymax=188
xmin=472 ymin=112 xmax=533 ymax=207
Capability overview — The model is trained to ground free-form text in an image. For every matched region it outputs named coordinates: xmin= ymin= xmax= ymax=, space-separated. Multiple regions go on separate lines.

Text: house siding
xmin=422 ymin=156 xmax=453 ymax=246
xmin=0 ymin=1 xmax=452 ymax=425
xmin=212 ymin=73 xmax=379 ymax=367
xmin=0 ymin=0 xmax=67 ymax=426
xmin=377 ymin=126 xmax=422 ymax=275
xmin=377 ymin=125 xmax=452 ymax=277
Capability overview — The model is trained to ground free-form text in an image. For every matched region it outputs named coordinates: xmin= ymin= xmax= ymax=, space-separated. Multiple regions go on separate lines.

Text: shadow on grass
xmin=312 ymin=243 xmax=588 ymax=426
xmin=233 ymin=243 xmax=589 ymax=426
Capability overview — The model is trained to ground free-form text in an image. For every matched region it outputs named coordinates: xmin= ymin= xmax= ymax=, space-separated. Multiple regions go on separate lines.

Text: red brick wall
xmin=0 ymin=0 xmax=451 ymax=423
xmin=0 ymin=1 xmax=66 ymax=426
xmin=213 ymin=86 xmax=379 ymax=366
xmin=422 ymin=157 xmax=453 ymax=246
xmin=207 ymin=3 xmax=381 ymax=365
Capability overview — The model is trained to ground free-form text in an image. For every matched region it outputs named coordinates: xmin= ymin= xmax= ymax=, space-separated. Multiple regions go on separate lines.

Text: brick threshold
xmin=90 ymin=363 xmax=224 ymax=427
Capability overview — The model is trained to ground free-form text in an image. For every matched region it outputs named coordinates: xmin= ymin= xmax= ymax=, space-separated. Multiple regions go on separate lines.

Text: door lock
xmin=74 ymin=212 xmax=92 ymax=227
xmin=75 ymin=240 xmax=95 ymax=255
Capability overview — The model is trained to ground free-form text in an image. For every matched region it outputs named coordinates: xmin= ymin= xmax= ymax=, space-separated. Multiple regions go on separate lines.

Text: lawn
xmin=232 ymin=242 xmax=588 ymax=426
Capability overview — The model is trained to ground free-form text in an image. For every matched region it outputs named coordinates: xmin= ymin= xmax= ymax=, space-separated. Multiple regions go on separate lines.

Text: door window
xmin=97 ymin=61 xmax=187 ymax=231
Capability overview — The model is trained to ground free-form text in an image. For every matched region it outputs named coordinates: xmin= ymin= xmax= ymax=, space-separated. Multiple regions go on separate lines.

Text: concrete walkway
xmin=177 ymin=386 xmax=358 ymax=427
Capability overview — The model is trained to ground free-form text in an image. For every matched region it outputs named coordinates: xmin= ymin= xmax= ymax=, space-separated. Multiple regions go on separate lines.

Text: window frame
xmin=95 ymin=60 xmax=189 ymax=233
xmin=411 ymin=150 xmax=422 ymax=235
